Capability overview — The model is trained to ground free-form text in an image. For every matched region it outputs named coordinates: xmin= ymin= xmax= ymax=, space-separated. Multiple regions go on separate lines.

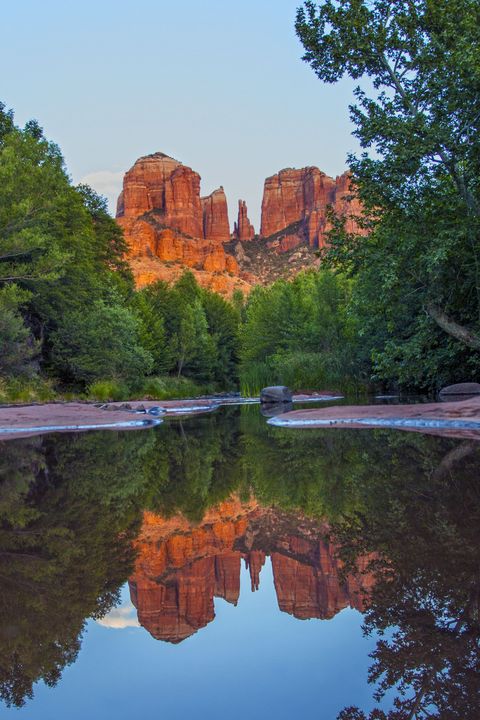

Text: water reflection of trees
xmin=332 ymin=439 xmax=480 ymax=720
xmin=0 ymin=408 xmax=478 ymax=716
xmin=0 ymin=432 xmax=153 ymax=707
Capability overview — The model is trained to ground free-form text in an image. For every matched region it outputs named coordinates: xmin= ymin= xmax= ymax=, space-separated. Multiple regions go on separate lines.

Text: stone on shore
xmin=260 ymin=386 xmax=293 ymax=403
xmin=439 ymin=382 xmax=480 ymax=398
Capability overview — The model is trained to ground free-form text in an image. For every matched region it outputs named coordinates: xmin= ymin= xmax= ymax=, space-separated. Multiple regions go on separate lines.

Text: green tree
xmin=240 ymin=270 xmax=361 ymax=391
xmin=0 ymin=286 xmax=38 ymax=376
xmin=50 ymin=301 xmax=153 ymax=384
xmin=201 ymin=289 xmax=240 ymax=387
xmin=296 ymin=0 xmax=480 ymax=389
xmin=132 ymin=290 xmax=171 ymax=375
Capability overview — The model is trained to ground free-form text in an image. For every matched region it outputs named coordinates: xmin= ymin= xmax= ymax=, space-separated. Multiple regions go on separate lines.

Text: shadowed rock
xmin=260 ymin=386 xmax=293 ymax=404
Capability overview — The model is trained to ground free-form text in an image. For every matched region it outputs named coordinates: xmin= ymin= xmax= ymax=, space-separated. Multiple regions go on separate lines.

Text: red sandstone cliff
xmin=116 ymin=153 xmax=366 ymax=295
xmin=260 ymin=167 xmax=365 ymax=253
xmin=233 ymin=200 xmax=255 ymax=241
xmin=128 ymin=501 xmax=374 ymax=643
xmin=201 ymin=187 xmax=230 ymax=242
xmin=116 ymin=153 xmax=251 ymax=296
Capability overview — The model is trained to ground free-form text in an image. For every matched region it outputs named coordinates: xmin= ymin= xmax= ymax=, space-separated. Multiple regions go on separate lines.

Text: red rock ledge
xmin=0 ymin=397 xmax=260 ymax=441
xmin=267 ymin=397 xmax=480 ymax=440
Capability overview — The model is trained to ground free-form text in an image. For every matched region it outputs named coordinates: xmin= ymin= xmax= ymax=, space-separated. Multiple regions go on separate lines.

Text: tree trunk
xmin=426 ymin=303 xmax=480 ymax=350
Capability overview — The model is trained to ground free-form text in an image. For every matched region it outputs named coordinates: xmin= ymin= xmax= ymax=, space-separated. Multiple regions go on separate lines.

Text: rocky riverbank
xmin=268 ymin=397 xmax=480 ymax=440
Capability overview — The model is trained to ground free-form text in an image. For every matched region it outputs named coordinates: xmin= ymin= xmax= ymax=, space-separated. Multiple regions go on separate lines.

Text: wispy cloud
xmin=79 ymin=170 xmax=124 ymax=216
xmin=97 ymin=603 xmax=140 ymax=630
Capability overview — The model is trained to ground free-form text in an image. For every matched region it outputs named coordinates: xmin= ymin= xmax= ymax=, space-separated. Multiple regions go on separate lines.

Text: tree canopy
xmin=296 ymin=0 xmax=480 ymax=389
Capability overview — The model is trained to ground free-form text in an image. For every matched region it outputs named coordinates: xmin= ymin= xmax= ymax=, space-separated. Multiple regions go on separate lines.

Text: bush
xmin=87 ymin=380 xmax=130 ymax=402
xmin=51 ymin=301 xmax=153 ymax=386
xmin=0 ymin=377 xmax=56 ymax=404
xmin=141 ymin=376 xmax=207 ymax=400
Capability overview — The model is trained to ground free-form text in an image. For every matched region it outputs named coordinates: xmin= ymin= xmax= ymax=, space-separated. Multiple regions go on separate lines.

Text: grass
xmin=0 ymin=374 xmax=216 ymax=406
xmin=0 ymin=377 xmax=57 ymax=404
xmin=239 ymin=352 xmax=368 ymax=397
xmin=87 ymin=376 xmax=213 ymax=402
xmin=140 ymin=376 xmax=209 ymax=400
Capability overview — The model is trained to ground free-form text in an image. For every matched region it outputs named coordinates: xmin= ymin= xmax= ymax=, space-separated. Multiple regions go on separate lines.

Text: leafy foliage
xmin=239 ymin=270 xmax=366 ymax=392
xmin=296 ymin=0 xmax=480 ymax=390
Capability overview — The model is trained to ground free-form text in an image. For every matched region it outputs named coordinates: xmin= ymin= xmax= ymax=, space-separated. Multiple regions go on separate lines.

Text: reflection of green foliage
xmin=0 ymin=407 xmax=479 ymax=717
xmin=145 ymin=407 xmax=244 ymax=522
xmin=0 ymin=431 xmax=156 ymax=707
xmin=332 ymin=440 xmax=480 ymax=720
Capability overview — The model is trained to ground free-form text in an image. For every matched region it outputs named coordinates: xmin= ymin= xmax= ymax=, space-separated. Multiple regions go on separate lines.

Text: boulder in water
xmin=260 ymin=386 xmax=292 ymax=403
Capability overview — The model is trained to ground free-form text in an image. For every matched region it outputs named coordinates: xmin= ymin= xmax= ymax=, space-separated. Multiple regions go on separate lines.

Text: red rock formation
xmin=245 ymin=550 xmax=266 ymax=591
xmin=117 ymin=153 xmax=204 ymax=238
xmin=332 ymin=172 xmax=365 ymax=236
xmin=129 ymin=501 xmax=374 ymax=643
xmin=116 ymin=152 xmax=367 ymax=295
xmin=201 ymin=187 xmax=230 ymax=242
xmin=116 ymin=153 xmax=246 ymax=296
xmin=260 ymin=166 xmax=365 ymax=251
xmin=215 ymin=553 xmax=241 ymax=605
xmin=233 ymin=200 xmax=255 ymax=241
xmin=271 ymin=537 xmax=370 ymax=620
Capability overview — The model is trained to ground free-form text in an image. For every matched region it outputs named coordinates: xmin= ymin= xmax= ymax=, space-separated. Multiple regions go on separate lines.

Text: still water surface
xmin=0 ymin=404 xmax=478 ymax=718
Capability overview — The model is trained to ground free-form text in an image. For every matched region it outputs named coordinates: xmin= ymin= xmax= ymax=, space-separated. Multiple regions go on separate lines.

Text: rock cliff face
xmin=117 ymin=152 xmax=203 ymax=237
xmin=201 ymin=187 xmax=230 ymax=242
xmin=129 ymin=500 xmax=374 ymax=643
xmin=116 ymin=153 xmax=365 ymax=295
xmin=233 ymin=200 xmax=255 ymax=241
xmin=116 ymin=153 xmax=251 ymax=296
xmin=260 ymin=167 xmax=365 ymax=253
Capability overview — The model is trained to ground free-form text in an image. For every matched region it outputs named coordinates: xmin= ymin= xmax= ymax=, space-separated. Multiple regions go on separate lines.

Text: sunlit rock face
xmin=116 ymin=153 xmax=366 ymax=295
xmin=201 ymin=187 xmax=230 ymax=243
xmin=116 ymin=153 xmax=250 ymax=297
xmin=117 ymin=153 xmax=203 ymax=236
xmin=233 ymin=200 xmax=255 ymax=241
xmin=260 ymin=167 xmax=366 ymax=252
xmin=128 ymin=501 xmax=374 ymax=643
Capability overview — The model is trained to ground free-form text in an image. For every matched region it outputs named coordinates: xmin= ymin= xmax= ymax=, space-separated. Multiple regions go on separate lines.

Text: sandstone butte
xmin=128 ymin=498 xmax=374 ymax=643
xmin=116 ymin=152 xmax=366 ymax=296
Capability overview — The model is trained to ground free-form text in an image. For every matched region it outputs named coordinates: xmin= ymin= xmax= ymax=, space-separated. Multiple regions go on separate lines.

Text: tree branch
xmin=425 ymin=303 xmax=480 ymax=350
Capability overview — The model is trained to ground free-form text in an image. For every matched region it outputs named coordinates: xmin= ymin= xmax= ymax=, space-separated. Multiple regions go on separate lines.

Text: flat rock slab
xmin=268 ymin=397 xmax=480 ymax=440
xmin=0 ymin=403 xmax=161 ymax=441
xmin=0 ymin=398 xmax=241 ymax=440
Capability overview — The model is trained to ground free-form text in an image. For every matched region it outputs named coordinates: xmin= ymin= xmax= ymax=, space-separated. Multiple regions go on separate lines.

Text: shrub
xmin=87 ymin=380 xmax=130 ymax=402
xmin=141 ymin=376 xmax=206 ymax=400
xmin=0 ymin=377 xmax=56 ymax=404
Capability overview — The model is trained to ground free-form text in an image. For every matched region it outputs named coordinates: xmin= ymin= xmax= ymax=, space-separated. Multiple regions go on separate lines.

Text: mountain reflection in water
xmin=129 ymin=500 xmax=374 ymax=643
xmin=0 ymin=404 xmax=478 ymax=718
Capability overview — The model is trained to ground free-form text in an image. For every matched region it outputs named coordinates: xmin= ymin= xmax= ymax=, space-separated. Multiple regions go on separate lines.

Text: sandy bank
xmin=0 ymin=392 xmax=345 ymax=441
xmin=267 ymin=397 xmax=480 ymax=440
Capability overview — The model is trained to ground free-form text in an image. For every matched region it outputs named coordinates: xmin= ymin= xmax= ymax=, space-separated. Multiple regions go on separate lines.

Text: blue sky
xmin=2 ymin=0 xmax=359 ymax=226
xmin=5 ymin=566 xmax=388 ymax=720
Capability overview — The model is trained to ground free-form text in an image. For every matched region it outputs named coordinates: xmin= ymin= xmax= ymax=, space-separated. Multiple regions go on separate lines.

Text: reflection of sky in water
xmin=6 ymin=561 xmax=388 ymax=720
xmin=96 ymin=592 xmax=139 ymax=630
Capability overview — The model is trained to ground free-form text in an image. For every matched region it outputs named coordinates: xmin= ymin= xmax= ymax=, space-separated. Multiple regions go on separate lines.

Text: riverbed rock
xmin=260 ymin=386 xmax=293 ymax=403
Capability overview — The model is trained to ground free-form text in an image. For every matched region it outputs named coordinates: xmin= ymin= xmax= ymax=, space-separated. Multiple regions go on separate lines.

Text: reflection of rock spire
xmin=129 ymin=501 xmax=374 ymax=642
xmin=245 ymin=550 xmax=266 ymax=592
